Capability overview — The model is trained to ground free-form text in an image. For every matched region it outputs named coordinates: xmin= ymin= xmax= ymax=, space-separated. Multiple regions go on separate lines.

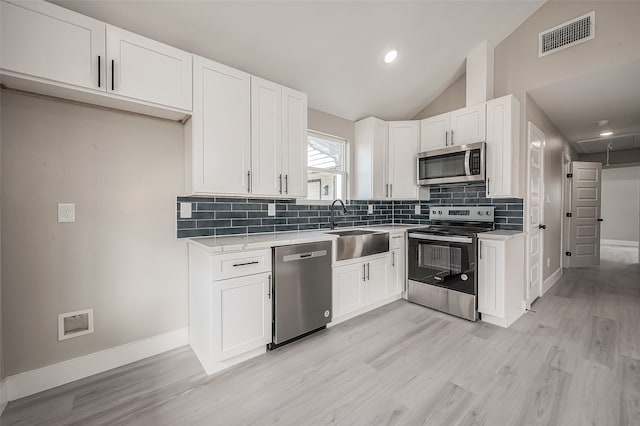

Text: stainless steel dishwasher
xmin=271 ymin=240 xmax=332 ymax=348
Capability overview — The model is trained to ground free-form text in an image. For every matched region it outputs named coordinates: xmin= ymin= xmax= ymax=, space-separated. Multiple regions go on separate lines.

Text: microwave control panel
xmin=470 ymin=150 xmax=481 ymax=175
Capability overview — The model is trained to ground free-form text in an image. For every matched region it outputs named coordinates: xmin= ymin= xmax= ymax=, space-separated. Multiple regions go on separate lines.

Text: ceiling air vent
xmin=539 ymin=12 xmax=595 ymax=57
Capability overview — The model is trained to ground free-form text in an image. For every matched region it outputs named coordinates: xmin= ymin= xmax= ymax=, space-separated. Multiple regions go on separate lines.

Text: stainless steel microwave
xmin=417 ymin=142 xmax=485 ymax=186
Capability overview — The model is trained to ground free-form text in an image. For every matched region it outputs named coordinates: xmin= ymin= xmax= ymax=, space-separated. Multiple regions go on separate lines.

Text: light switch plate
xmin=268 ymin=203 xmax=276 ymax=217
xmin=58 ymin=203 xmax=75 ymax=223
xmin=367 ymin=205 xmax=374 ymax=214
xmin=179 ymin=202 xmax=192 ymax=219
xmin=415 ymin=205 xmax=421 ymax=215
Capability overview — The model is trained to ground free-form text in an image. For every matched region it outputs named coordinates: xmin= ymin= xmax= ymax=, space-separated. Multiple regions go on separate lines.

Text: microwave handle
xmin=464 ymin=150 xmax=471 ymax=176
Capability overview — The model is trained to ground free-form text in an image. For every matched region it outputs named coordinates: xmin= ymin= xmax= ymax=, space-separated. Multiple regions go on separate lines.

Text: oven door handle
xmin=408 ymin=233 xmax=473 ymax=244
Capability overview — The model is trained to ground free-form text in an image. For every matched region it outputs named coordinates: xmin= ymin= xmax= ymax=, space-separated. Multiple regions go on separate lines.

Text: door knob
xmin=538 ymin=224 xmax=547 ymax=230
xmin=597 ymin=218 xmax=604 ymax=222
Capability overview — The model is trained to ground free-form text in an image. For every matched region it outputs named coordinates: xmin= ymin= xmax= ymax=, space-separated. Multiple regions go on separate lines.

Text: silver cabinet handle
xmin=391 ymin=252 xmax=395 ymax=267
xmin=385 ymin=183 xmax=389 ymax=197
xmin=390 ymin=184 xmax=393 ymax=198
xmin=362 ymin=264 xmax=366 ymax=281
xmin=479 ymin=241 xmax=482 ymax=260
xmin=279 ymin=174 xmax=283 ymax=194
xmin=97 ymin=56 xmax=101 ymax=88
xmin=487 ymin=178 xmax=491 ymax=196
xmin=267 ymin=275 xmax=272 ymax=299
xmin=450 ymin=129 xmax=454 ymax=145
xmin=366 ymin=263 xmax=370 ymax=281
xmin=445 ymin=130 xmax=448 ymax=146
xmin=247 ymin=171 xmax=251 ymax=193
xmin=233 ymin=261 xmax=259 ymax=267
xmin=285 ymin=174 xmax=288 ymax=194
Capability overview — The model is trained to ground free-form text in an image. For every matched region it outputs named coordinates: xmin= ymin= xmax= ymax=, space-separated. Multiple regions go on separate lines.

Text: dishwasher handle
xmin=282 ymin=250 xmax=328 ymax=262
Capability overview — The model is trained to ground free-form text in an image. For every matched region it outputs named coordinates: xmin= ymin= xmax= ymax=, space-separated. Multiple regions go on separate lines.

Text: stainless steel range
xmin=407 ymin=206 xmax=495 ymax=321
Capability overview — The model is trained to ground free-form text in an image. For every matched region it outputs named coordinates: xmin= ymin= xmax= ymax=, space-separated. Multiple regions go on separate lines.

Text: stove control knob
xmin=438 ymin=210 xmax=443 ymax=215
xmin=486 ymin=210 xmax=492 ymax=216
xmin=478 ymin=211 xmax=483 ymax=216
xmin=432 ymin=210 xmax=436 ymax=215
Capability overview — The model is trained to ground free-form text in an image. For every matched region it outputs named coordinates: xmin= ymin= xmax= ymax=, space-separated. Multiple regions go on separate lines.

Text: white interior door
xmin=569 ymin=162 xmax=602 ymax=267
xmin=526 ymin=122 xmax=545 ymax=307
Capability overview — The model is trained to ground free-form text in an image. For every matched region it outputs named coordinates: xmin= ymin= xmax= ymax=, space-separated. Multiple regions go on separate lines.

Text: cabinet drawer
xmin=390 ymin=234 xmax=405 ymax=250
xmin=211 ymin=249 xmax=271 ymax=281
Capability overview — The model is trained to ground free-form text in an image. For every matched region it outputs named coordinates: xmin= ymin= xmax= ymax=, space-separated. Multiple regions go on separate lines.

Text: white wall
xmin=413 ymin=75 xmax=466 ymax=120
xmin=1 ymin=92 xmax=188 ymax=376
xmin=601 ymin=166 xmax=640 ymax=243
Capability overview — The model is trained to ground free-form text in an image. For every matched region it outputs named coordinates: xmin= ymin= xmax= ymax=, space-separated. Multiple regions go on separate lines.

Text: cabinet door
xmin=372 ymin=119 xmax=390 ymax=199
xmin=0 ymin=0 xmax=105 ymax=91
xmin=477 ymin=239 xmax=505 ymax=317
xmin=486 ymin=95 xmax=519 ymax=198
xmin=251 ymin=77 xmax=282 ymax=196
xmin=420 ymin=113 xmax=450 ymax=152
xmin=281 ymin=87 xmax=308 ymax=198
xmin=389 ymin=249 xmax=405 ymax=296
xmin=213 ymin=273 xmax=272 ymax=361
xmin=192 ymin=56 xmax=251 ymax=195
xmin=450 ymin=103 xmax=486 ymax=145
xmin=106 ymin=25 xmax=192 ymax=110
xmin=364 ymin=256 xmax=390 ymax=306
xmin=333 ymin=263 xmax=365 ymax=318
xmin=388 ymin=121 xmax=419 ymax=200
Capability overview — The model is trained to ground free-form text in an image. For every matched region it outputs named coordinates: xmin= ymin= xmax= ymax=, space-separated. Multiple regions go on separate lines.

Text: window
xmin=306 ymin=132 xmax=346 ymax=202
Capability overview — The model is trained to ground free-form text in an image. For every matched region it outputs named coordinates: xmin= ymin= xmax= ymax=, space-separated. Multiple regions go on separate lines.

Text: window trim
xmin=298 ymin=130 xmax=349 ymax=205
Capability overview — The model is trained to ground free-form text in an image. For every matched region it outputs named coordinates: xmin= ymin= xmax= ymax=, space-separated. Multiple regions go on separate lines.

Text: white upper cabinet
xmin=251 ymin=77 xmax=283 ymax=196
xmin=188 ymin=56 xmax=251 ymax=195
xmin=450 ymin=103 xmax=486 ymax=145
xmin=388 ymin=121 xmax=419 ymax=200
xmin=281 ymin=87 xmax=308 ymax=198
xmin=485 ymin=95 xmax=521 ymax=198
xmin=353 ymin=117 xmax=389 ymax=200
xmin=0 ymin=0 xmax=193 ymax=119
xmin=251 ymin=77 xmax=308 ymax=198
xmin=354 ymin=118 xmax=418 ymax=200
xmin=0 ymin=0 xmax=105 ymax=91
xmin=106 ymin=25 xmax=192 ymax=111
xmin=420 ymin=113 xmax=450 ymax=152
xmin=419 ymin=103 xmax=484 ymax=151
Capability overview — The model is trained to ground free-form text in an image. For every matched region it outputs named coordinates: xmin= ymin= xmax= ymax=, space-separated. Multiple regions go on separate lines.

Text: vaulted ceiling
xmin=52 ymin=0 xmax=544 ymax=121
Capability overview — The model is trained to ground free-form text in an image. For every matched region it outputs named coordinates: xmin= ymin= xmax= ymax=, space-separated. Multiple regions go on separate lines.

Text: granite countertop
xmin=477 ymin=230 xmax=525 ymax=240
xmin=188 ymin=224 xmax=417 ymax=253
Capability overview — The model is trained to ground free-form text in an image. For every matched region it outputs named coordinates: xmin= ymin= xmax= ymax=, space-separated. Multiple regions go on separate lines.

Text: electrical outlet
xmin=368 ymin=205 xmax=374 ymax=214
xmin=415 ymin=205 xmax=421 ymax=215
xmin=179 ymin=202 xmax=192 ymax=219
xmin=268 ymin=203 xmax=276 ymax=217
xmin=58 ymin=203 xmax=75 ymax=223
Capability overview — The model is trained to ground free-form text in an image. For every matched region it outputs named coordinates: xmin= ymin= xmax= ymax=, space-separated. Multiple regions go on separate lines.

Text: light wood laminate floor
xmin=3 ymin=261 xmax=640 ymax=425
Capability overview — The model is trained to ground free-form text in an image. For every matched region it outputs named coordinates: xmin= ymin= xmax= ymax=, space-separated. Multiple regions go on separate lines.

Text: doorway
xmin=526 ymin=122 xmax=544 ymax=308
xmin=599 ymin=165 xmax=640 ymax=264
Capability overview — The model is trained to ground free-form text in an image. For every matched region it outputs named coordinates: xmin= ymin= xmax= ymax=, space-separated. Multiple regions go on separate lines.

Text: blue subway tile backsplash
xmin=177 ymin=182 xmax=523 ymax=238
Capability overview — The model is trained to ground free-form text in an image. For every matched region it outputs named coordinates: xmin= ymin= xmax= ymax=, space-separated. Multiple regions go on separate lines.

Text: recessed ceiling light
xmin=600 ymin=131 xmax=613 ymax=137
xmin=384 ymin=50 xmax=398 ymax=64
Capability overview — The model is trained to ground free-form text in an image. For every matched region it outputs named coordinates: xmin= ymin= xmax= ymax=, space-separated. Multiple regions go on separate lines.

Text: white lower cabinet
xmin=214 ymin=274 xmax=272 ymax=362
xmin=389 ymin=233 xmax=406 ymax=296
xmin=189 ymin=245 xmax=272 ymax=374
xmin=478 ymin=233 xmax=525 ymax=328
xmin=333 ymin=262 xmax=365 ymax=318
xmin=332 ymin=252 xmax=397 ymax=322
xmin=363 ymin=256 xmax=390 ymax=305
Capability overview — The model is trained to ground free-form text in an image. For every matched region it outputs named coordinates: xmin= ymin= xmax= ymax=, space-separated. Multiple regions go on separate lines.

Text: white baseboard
xmin=542 ymin=268 xmax=563 ymax=294
xmin=0 ymin=378 xmax=8 ymax=416
xmin=4 ymin=327 xmax=188 ymax=402
xmin=601 ymin=239 xmax=639 ymax=247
